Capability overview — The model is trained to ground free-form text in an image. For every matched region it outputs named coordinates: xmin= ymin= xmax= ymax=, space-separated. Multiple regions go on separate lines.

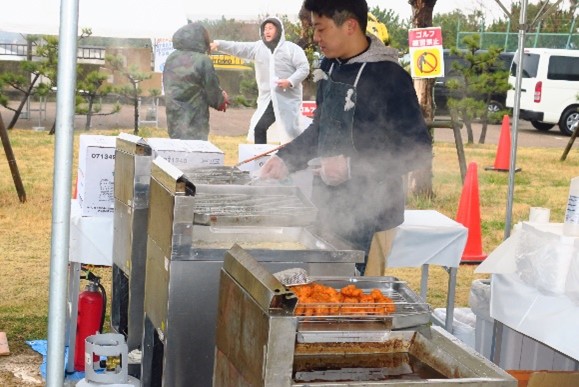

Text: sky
xmin=185 ymin=0 xmax=515 ymax=23
xmin=0 ymin=1 xmax=564 ymax=39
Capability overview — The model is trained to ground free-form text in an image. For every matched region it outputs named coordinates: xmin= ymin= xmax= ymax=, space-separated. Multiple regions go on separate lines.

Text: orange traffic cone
xmin=456 ymin=162 xmax=487 ymax=263
xmin=485 ymin=115 xmax=521 ymax=172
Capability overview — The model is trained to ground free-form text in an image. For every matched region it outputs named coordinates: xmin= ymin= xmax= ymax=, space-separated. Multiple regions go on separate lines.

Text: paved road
xmin=432 ymin=117 xmax=573 ymax=149
xmin=1 ymin=102 xmax=574 ymax=149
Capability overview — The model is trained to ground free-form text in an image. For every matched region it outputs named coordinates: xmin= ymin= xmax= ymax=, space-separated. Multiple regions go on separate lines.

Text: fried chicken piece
xmin=369 ymin=288 xmax=396 ymax=314
xmin=341 ymin=284 xmax=363 ymax=298
xmin=359 ymin=294 xmax=376 ymax=315
xmin=370 ymin=288 xmax=386 ymax=302
xmin=340 ymin=296 xmax=360 ymax=315
xmin=292 ymin=284 xmax=314 ymax=298
xmin=293 ymin=282 xmax=396 ymax=316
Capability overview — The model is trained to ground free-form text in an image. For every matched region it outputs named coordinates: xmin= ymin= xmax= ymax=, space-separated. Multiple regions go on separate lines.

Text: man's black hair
xmin=303 ymin=0 xmax=368 ymax=33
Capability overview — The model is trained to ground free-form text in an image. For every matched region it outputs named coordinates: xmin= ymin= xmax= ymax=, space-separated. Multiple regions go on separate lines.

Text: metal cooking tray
xmin=191 ymin=183 xmax=318 ymax=227
xmin=182 ymin=165 xmax=252 ymax=185
xmin=293 ymin=276 xmax=431 ymax=331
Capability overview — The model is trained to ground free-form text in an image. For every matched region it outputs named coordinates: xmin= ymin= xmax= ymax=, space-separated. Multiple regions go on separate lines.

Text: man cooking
xmin=259 ymin=0 xmax=432 ymax=276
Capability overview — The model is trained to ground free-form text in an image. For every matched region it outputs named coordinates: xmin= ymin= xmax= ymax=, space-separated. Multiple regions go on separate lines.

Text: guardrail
xmin=0 ymin=43 xmax=105 ymax=60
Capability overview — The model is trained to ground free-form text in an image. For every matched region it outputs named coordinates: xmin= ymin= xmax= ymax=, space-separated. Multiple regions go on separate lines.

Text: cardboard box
xmin=147 ymin=138 xmax=224 ymax=168
xmin=77 ymin=134 xmax=117 ymax=217
xmin=237 ymin=144 xmax=279 ymax=172
xmin=69 ymin=199 xmax=113 ymax=265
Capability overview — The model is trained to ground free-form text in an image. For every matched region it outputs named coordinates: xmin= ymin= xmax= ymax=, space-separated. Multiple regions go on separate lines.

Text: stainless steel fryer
xmin=111 ymin=133 xmax=153 ymax=358
xmin=110 ymin=140 xmax=259 ymax=376
xmin=140 ymin=158 xmax=364 ymax=387
xmin=213 ymin=245 xmax=517 ymax=386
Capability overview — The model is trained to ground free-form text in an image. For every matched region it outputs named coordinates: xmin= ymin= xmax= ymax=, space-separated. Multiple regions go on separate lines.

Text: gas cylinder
xmin=75 ymin=282 xmax=104 ymax=372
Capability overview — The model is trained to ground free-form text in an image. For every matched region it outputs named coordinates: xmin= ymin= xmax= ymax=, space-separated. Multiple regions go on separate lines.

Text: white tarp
xmin=1 ymin=0 xmax=187 ymax=38
xmin=475 ymin=221 xmax=579 ymax=361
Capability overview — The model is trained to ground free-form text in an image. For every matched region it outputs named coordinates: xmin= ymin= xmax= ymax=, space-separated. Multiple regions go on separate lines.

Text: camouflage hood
xmin=172 ymin=22 xmax=210 ymax=53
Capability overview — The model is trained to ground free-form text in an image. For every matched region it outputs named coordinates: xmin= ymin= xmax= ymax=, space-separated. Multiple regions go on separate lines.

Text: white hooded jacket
xmin=215 ymin=17 xmax=310 ymax=143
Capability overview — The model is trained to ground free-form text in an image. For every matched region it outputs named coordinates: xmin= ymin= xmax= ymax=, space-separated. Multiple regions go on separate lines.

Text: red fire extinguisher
xmin=74 ymin=269 xmax=106 ymax=372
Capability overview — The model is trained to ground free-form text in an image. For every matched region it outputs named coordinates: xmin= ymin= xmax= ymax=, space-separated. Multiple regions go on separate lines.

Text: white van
xmin=506 ymin=48 xmax=579 ymax=135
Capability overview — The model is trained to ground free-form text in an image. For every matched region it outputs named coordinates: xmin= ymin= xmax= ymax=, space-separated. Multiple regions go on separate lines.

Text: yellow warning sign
xmin=210 ymin=54 xmax=252 ymax=71
xmin=411 ymin=47 xmax=444 ymax=78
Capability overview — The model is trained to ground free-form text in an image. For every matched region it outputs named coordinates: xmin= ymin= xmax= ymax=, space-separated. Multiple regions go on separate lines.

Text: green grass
xmin=2 ymin=127 xmax=579 ymax=353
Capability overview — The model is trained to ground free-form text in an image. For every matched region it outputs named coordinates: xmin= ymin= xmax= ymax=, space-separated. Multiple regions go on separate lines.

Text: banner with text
xmin=408 ymin=27 xmax=444 ymax=78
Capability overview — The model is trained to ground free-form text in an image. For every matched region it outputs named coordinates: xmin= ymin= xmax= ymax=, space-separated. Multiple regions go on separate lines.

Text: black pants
xmin=254 ymin=101 xmax=275 ymax=144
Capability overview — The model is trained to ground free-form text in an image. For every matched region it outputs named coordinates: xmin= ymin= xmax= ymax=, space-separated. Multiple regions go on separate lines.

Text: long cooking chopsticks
xmin=234 ymin=143 xmax=288 ymax=168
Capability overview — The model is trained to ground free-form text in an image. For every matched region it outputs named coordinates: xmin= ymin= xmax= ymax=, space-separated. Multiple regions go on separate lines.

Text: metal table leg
xmin=420 ymin=264 xmax=429 ymax=302
xmin=445 ymin=266 xmax=457 ymax=334
xmin=66 ymin=262 xmax=81 ymax=374
xmin=422 ymin=264 xmax=457 ymax=334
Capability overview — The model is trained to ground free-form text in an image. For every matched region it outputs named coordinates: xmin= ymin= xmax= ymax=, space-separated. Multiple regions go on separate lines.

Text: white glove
xmin=318 ymin=155 xmax=350 ymax=186
xmin=258 ymin=155 xmax=289 ymax=180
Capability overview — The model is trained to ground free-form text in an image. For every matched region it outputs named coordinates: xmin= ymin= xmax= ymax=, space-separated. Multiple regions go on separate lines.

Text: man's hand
xmin=209 ymin=41 xmax=219 ymax=52
xmin=217 ymin=90 xmax=229 ymax=112
xmin=275 ymin=79 xmax=292 ymax=92
xmin=259 ymin=155 xmax=289 ymax=180
xmin=318 ymin=155 xmax=350 ymax=186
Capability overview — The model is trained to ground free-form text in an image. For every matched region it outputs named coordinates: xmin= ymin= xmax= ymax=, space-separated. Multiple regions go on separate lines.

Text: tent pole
xmin=46 ymin=0 xmax=79 ymax=385
xmin=490 ymin=0 xmax=529 ymax=368
xmin=501 ymin=0 xmax=562 ymax=238
xmin=504 ymin=1 xmax=528 ymax=241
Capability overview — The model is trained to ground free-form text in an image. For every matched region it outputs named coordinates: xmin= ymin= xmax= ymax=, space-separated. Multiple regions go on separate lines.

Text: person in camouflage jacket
xmin=163 ymin=23 xmax=228 ymax=140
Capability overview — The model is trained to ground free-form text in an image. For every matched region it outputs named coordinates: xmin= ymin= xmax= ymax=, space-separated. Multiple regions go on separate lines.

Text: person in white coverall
xmin=210 ymin=17 xmax=310 ymax=144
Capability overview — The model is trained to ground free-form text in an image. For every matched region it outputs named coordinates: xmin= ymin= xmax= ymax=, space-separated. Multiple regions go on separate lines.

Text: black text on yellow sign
xmin=411 ymin=48 xmax=444 ymax=78
xmin=210 ymin=54 xmax=251 ymax=70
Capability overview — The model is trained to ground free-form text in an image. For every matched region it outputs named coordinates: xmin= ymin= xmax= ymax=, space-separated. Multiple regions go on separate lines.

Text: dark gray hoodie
xmin=277 ymin=34 xmax=431 ymax=248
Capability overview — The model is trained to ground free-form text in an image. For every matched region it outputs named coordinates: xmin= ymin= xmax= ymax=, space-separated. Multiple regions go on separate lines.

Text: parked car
xmin=505 ymin=48 xmax=579 ymax=135
xmin=434 ymin=50 xmax=514 ymax=116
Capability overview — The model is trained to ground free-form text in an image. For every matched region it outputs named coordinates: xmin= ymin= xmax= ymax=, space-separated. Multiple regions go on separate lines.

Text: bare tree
xmin=75 ymin=70 xmax=120 ymax=130
xmin=409 ymin=0 xmax=437 ymax=198
xmin=107 ymin=54 xmax=152 ymax=135
xmin=0 ymin=35 xmax=57 ymax=130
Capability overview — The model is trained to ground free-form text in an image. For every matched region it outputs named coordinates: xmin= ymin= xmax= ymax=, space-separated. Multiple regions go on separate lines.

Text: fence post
xmin=455 ymin=19 xmax=461 ymax=48
xmin=534 ymin=21 xmax=542 ymax=47
xmin=566 ymin=16 xmax=576 ymax=49
xmin=480 ymin=19 xmax=486 ymax=48
xmin=504 ymin=19 xmax=511 ymax=51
